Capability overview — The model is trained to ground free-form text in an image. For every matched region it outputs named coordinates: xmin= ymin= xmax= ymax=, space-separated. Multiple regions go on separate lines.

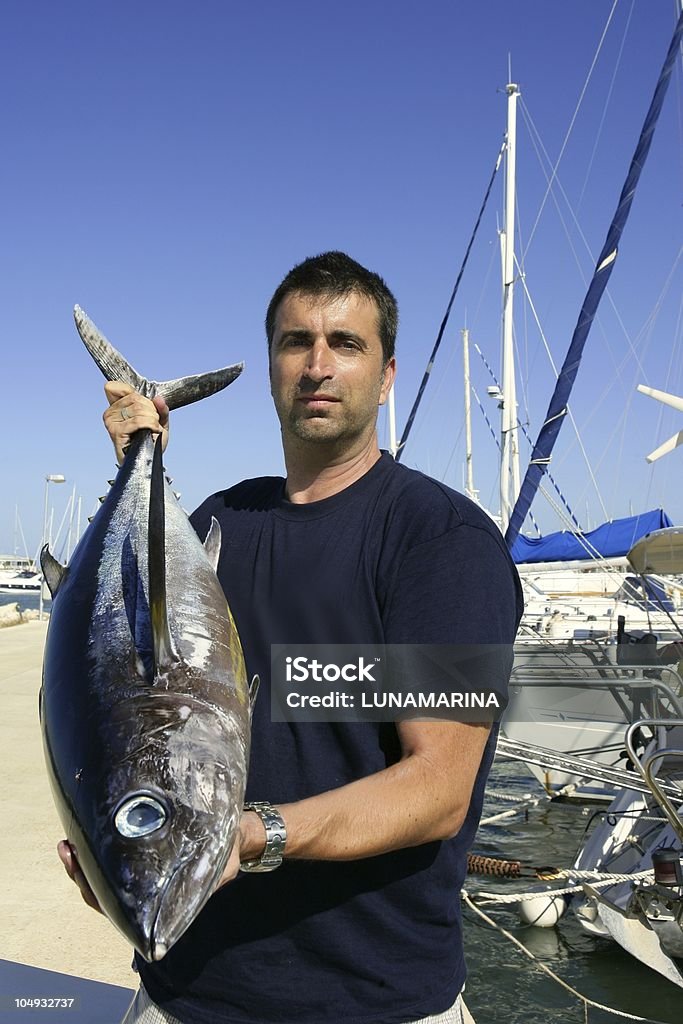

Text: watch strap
xmin=239 ymin=801 xmax=287 ymax=873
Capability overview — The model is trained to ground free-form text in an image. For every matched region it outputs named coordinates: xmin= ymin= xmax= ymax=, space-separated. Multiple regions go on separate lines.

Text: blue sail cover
xmin=511 ymin=509 xmax=673 ymax=565
xmin=505 ymin=11 xmax=683 ymax=551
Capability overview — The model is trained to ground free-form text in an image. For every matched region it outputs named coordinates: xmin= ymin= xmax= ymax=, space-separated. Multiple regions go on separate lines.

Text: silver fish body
xmin=41 ymin=310 xmax=249 ymax=961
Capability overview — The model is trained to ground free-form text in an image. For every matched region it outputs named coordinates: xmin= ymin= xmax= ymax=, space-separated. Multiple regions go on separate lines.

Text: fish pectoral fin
xmin=203 ymin=517 xmax=222 ymax=572
xmin=40 ymin=545 xmax=67 ymax=597
xmin=249 ymin=674 xmax=260 ymax=717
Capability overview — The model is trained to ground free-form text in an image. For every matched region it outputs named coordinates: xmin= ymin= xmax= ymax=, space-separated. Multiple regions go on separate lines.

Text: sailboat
xmin=490 ymin=10 xmax=683 ymax=799
xmin=493 ymin=11 xmax=683 ymax=982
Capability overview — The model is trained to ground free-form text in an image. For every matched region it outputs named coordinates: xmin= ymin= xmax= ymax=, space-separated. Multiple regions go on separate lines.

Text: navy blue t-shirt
xmin=138 ymin=453 xmax=523 ymax=1024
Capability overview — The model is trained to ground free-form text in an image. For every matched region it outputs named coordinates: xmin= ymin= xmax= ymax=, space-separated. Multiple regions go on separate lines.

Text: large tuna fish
xmin=40 ymin=307 xmax=254 ymax=962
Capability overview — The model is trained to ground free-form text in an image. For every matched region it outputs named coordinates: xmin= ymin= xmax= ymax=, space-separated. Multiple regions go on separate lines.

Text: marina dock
xmin=0 ymin=621 xmax=136 ymax=1000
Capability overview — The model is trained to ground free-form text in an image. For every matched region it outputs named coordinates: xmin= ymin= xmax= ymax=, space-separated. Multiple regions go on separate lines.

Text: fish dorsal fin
xmin=73 ymin=306 xmax=243 ymax=409
xmin=149 ymin=434 xmax=177 ymax=674
xmin=249 ymin=674 xmax=260 ymax=717
xmin=40 ymin=545 xmax=67 ymax=597
xmin=203 ymin=517 xmax=222 ymax=572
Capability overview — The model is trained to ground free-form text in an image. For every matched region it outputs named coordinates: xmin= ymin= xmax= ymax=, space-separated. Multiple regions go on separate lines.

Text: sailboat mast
xmin=462 ymin=328 xmax=477 ymax=500
xmin=500 ymin=81 xmax=521 ymax=530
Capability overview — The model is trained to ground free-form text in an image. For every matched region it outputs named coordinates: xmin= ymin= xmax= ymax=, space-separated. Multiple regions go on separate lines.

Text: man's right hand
xmin=103 ymin=382 xmax=170 ymax=465
xmin=57 ymin=840 xmax=103 ymax=914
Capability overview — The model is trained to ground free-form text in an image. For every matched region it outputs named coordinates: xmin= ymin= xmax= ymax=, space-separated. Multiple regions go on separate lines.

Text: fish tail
xmin=73 ymin=306 xmax=243 ymax=410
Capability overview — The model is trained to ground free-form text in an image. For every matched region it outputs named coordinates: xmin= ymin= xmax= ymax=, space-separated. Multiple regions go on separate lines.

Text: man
xmin=60 ymin=252 xmax=523 ymax=1024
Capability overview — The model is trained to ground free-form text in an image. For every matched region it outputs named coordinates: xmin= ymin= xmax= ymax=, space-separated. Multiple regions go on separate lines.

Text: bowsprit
xmin=40 ymin=307 xmax=257 ymax=962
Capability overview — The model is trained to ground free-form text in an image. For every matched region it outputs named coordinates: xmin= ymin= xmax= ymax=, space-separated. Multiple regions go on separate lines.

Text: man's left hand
xmin=217 ymin=810 xmax=266 ymax=888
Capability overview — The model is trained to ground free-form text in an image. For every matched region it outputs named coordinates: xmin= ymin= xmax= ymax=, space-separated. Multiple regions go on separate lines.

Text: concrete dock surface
xmin=0 ymin=621 xmax=136 ymax=992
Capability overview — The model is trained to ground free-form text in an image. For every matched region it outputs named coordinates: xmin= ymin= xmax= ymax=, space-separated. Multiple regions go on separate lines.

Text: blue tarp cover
xmin=511 ymin=509 xmax=674 ymax=565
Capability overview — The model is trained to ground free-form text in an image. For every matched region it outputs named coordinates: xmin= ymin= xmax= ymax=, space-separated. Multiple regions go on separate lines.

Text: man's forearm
xmin=241 ymin=721 xmax=491 ymax=863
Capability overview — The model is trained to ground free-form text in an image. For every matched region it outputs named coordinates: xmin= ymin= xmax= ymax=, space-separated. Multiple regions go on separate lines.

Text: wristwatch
xmin=239 ymin=801 xmax=287 ymax=873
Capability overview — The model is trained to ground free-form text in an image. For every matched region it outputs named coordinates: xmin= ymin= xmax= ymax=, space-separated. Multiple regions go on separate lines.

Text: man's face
xmin=269 ymin=290 xmax=395 ymax=449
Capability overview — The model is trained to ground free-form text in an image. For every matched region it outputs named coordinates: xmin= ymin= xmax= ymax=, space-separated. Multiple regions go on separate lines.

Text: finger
xmin=57 ymin=841 xmax=102 ymax=913
xmin=57 ymin=839 xmax=74 ymax=875
xmin=152 ymin=395 xmax=170 ymax=430
xmin=73 ymin=867 xmax=102 ymax=913
xmin=104 ymin=381 xmax=136 ymax=407
xmin=103 ymin=398 xmax=164 ymax=464
xmin=105 ymin=392 xmax=163 ymax=428
xmin=105 ymin=407 xmax=165 ymax=435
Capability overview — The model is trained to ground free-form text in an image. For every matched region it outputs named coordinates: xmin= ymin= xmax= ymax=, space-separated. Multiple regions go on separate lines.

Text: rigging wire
xmin=396 ymin=138 xmax=506 ymax=461
xmin=513 ymin=255 xmax=610 ymax=520
xmin=555 ymin=246 xmax=683 ymax=487
xmin=522 ymin=0 xmax=620 ymax=260
xmin=473 ymin=343 xmax=568 ymax=535
xmin=576 ymin=0 xmax=636 ymax=214
xmin=397 ymin=326 xmax=462 ymax=461
xmin=512 ymin=93 xmax=682 ymax=528
xmin=519 ymin=98 xmax=648 ymax=383
xmin=520 ymin=90 xmax=683 ymax=427
xmin=643 ymin=280 xmax=683 ymax=511
xmin=471 ymin=230 xmax=499 ymax=329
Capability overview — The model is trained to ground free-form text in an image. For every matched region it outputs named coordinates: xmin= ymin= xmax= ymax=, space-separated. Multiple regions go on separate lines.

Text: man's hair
xmin=265 ymin=251 xmax=398 ymax=364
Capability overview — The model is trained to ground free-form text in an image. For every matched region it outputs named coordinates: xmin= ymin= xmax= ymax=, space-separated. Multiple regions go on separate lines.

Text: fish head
xmin=73 ymin=693 xmax=248 ymax=961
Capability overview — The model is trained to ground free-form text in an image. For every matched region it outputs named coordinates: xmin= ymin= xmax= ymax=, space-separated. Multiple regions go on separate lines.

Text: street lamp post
xmin=39 ymin=474 xmax=66 ymax=621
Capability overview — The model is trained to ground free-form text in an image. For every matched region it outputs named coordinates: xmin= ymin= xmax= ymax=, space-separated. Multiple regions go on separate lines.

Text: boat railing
xmin=625 ymin=718 xmax=683 ymax=843
xmin=508 ymin=664 xmax=683 ymax=721
xmin=496 ymin=735 xmax=683 ymax=802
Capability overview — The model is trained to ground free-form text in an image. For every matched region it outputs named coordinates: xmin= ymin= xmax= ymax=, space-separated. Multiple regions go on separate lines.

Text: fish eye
xmin=114 ymin=795 xmax=169 ymax=838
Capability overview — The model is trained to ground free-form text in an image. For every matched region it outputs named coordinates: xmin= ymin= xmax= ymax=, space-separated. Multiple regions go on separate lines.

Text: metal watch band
xmin=239 ymin=801 xmax=287 ymax=873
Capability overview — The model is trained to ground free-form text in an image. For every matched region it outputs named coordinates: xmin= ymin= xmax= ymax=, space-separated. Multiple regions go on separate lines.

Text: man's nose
xmin=303 ymin=340 xmax=334 ymax=381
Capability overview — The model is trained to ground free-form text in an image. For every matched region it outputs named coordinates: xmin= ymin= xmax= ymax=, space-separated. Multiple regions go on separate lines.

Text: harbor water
xmin=3 ymin=593 xmax=680 ymax=1023
xmin=464 ymin=758 xmax=682 ymax=1023
xmin=0 ymin=593 xmax=50 ymax=616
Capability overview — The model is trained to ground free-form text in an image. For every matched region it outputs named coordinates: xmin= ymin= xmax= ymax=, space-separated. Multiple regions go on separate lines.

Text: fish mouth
xmin=141 ymin=839 xmax=228 ymax=961
xmin=149 ymin=935 xmax=169 ymax=962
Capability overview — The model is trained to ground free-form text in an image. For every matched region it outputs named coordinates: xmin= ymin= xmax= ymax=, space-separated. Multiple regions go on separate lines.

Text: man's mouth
xmin=297 ymin=395 xmax=340 ymax=408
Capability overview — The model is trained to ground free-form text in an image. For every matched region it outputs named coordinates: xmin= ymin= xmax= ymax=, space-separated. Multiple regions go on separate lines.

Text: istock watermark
xmin=271 ymin=644 xmax=512 ymax=723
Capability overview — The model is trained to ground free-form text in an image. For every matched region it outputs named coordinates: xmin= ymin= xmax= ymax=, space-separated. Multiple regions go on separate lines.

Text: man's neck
xmin=283 ymin=437 xmax=382 ymax=504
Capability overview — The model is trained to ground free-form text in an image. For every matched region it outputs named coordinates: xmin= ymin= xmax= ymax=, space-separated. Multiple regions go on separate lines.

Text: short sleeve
xmin=382 ymin=523 xmax=523 ymax=645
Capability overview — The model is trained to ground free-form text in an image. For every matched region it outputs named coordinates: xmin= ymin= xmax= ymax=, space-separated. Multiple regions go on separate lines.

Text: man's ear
xmin=379 ymin=357 xmax=396 ymax=405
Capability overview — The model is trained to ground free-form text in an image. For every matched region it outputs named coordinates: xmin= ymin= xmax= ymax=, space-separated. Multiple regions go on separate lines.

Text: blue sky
xmin=1 ymin=0 xmax=682 ymax=557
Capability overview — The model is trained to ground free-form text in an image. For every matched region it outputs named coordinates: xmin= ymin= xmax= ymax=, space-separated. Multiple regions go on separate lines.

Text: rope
xmin=479 ymin=805 xmax=538 ymax=826
xmin=461 ymin=892 xmax=670 ymax=1022
xmin=479 ymin=780 xmax=578 ymax=826
xmin=467 ymin=854 xmax=522 ymax=878
xmin=485 ymin=789 xmax=535 ymax=803
xmin=472 ymin=868 xmax=654 ymax=905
